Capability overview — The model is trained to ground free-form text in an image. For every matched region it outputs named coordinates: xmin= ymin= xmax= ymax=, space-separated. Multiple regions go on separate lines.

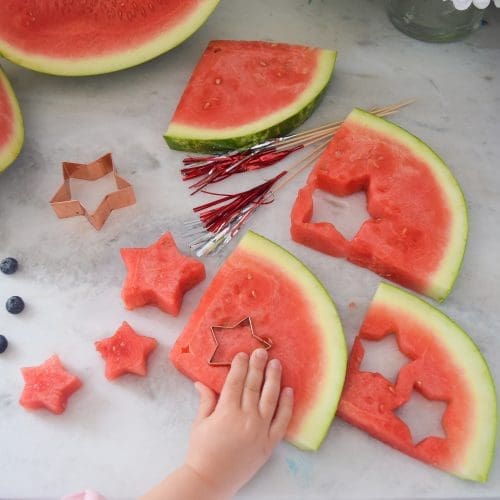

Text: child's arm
xmin=142 ymin=348 xmax=294 ymax=499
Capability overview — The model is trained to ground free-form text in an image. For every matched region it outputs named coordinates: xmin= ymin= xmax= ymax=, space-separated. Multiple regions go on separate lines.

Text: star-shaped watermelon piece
xmin=19 ymin=355 xmax=82 ymax=414
xmin=120 ymin=232 xmax=206 ymax=316
xmin=95 ymin=321 xmax=158 ymax=380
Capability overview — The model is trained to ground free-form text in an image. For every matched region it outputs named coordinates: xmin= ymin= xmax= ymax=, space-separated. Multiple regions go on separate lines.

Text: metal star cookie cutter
xmin=208 ymin=316 xmax=273 ymax=366
xmin=50 ymin=153 xmax=136 ymax=230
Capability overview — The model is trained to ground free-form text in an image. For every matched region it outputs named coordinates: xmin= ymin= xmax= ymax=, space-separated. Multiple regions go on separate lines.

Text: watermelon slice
xmin=19 ymin=355 xmax=82 ymax=414
xmin=338 ymin=283 xmax=497 ymax=482
xmin=0 ymin=0 xmax=220 ymax=76
xmin=0 ymin=66 xmax=23 ymax=173
xmin=169 ymin=231 xmax=347 ymax=451
xmin=95 ymin=322 xmax=158 ymax=380
xmin=291 ymin=108 xmax=468 ymax=301
xmin=120 ymin=232 xmax=206 ymax=316
xmin=165 ymin=40 xmax=336 ymax=152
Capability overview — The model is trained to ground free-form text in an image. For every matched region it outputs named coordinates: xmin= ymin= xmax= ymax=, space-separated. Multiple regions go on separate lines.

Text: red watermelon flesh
xmin=95 ymin=322 xmax=158 ymax=380
xmin=291 ymin=108 xmax=468 ymax=302
xmin=0 ymin=0 xmax=220 ymax=75
xmin=120 ymin=232 xmax=206 ymax=316
xmin=0 ymin=66 xmax=23 ymax=173
xmin=19 ymin=355 xmax=82 ymax=414
xmin=338 ymin=283 xmax=497 ymax=482
xmin=170 ymin=231 xmax=347 ymax=451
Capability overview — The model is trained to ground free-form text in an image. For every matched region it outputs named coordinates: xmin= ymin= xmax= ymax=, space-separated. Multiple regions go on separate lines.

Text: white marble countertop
xmin=1 ymin=0 xmax=499 ymax=498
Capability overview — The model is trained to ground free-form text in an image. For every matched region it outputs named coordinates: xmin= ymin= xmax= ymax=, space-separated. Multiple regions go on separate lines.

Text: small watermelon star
xmin=19 ymin=355 xmax=82 ymax=414
xmin=95 ymin=322 xmax=158 ymax=380
xmin=120 ymin=232 xmax=206 ymax=316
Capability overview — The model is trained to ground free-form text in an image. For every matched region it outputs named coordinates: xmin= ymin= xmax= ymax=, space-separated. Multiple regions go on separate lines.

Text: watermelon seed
xmin=388 ymin=385 xmax=396 ymax=394
xmin=214 ymin=78 xmax=222 ymax=85
xmin=203 ymin=102 xmax=211 ymax=109
xmin=251 ymin=290 xmax=257 ymax=298
xmin=379 ymin=403 xmax=385 ymax=412
xmin=247 ymin=274 xmax=253 ymax=280
xmin=260 ymin=61 xmax=267 ymax=67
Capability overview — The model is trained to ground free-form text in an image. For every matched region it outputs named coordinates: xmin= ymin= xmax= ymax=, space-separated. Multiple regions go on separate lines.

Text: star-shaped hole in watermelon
xmin=360 ymin=333 xmax=411 ymax=385
xmin=19 ymin=355 xmax=82 ymax=414
xmin=209 ymin=317 xmax=272 ymax=366
xmin=95 ymin=321 xmax=158 ymax=380
xmin=120 ymin=232 xmax=205 ymax=316
xmin=396 ymin=389 xmax=447 ymax=445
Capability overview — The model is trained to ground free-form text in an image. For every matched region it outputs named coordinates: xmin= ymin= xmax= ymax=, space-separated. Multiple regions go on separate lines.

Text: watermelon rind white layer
xmin=349 ymin=109 xmax=468 ymax=302
xmin=0 ymin=66 xmax=24 ymax=173
xmin=241 ymin=231 xmax=347 ymax=451
xmin=374 ymin=283 xmax=497 ymax=482
xmin=0 ymin=1 xmax=219 ymax=76
xmin=165 ymin=50 xmax=336 ymax=153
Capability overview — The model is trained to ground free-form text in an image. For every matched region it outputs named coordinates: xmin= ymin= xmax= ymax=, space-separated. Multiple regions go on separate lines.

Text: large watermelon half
xmin=338 ymin=283 xmax=497 ymax=482
xmin=0 ymin=65 xmax=23 ymax=173
xmin=170 ymin=231 xmax=347 ymax=451
xmin=164 ymin=40 xmax=336 ymax=153
xmin=0 ymin=1 xmax=220 ymax=76
xmin=291 ymin=108 xmax=468 ymax=301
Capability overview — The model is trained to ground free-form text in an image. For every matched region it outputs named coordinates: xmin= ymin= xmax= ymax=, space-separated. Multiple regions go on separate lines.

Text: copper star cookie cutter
xmin=50 ymin=153 xmax=136 ymax=230
xmin=208 ymin=316 xmax=273 ymax=366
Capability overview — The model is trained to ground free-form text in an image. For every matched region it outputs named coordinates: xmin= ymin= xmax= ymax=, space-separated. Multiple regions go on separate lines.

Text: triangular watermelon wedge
xmin=291 ymin=108 xmax=468 ymax=302
xmin=0 ymin=0 xmax=220 ymax=76
xmin=165 ymin=40 xmax=336 ymax=153
xmin=338 ymin=282 xmax=497 ymax=482
xmin=170 ymin=231 xmax=347 ymax=451
xmin=0 ymin=65 xmax=23 ymax=173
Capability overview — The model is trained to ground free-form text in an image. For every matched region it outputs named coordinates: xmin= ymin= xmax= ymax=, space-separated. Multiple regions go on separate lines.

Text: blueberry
xmin=0 ymin=258 xmax=18 ymax=275
xmin=0 ymin=335 xmax=8 ymax=354
xmin=6 ymin=296 xmax=24 ymax=314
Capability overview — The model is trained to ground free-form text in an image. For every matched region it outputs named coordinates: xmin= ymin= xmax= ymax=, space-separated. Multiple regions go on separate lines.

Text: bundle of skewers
xmin=181 ymin=100 xmax=413 ymax=256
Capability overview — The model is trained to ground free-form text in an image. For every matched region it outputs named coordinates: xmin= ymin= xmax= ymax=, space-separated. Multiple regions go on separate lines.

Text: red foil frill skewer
xmin=182 ymin=145 xmax=302 ymax=194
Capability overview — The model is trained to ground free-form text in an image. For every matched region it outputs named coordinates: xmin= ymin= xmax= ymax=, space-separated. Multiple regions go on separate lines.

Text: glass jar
xmin=387 ymin=0 xmax=485 ymax=42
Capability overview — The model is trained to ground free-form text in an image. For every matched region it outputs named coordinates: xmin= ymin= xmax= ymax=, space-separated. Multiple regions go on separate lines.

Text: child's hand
xmin=141 ymin=349 xmax=293 ymax=500
xmin=185 ymin=349 xmax=294 ymax=498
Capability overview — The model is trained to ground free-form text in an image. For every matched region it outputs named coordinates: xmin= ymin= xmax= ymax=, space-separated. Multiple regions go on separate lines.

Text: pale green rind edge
xmin=0 ymin=0 xmax=220 ymax=76
xmin=0 ymin=65 xmax=24 ymax=173
xmin=347 ymin=108 xmax=468 ymax=302
xmin=164 ymin=49 xmax=337 ymax=153
xmin=374 ymin=282 xmax=497 ymax=482
xmin=240 ymin=231 xmax=347 ymax=451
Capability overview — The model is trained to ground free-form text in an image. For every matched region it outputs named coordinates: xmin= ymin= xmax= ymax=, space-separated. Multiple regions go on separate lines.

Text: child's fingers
xmin=258 ymin=358 xmax=282 ymax=421
xmin=241 ymin=348 xmax=268 ymax=412
xmin=218 ymin=352 xmax=249 ymax=408
xmin=269 ymin=387 xmax=294 ymax=444
xmin=194 ymin=382 xmax=218 ymax=421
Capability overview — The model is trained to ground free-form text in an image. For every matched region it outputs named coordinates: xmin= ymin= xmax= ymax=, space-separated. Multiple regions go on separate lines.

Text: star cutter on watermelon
xmin=95 ymin=321 xmax=158 ymax=380
xmin=208 ymin=316 xmax=273 ymax=366
xmin=50 ymin=153 xmax=136 ymax=230
xmin=120 ymin=232 xmax=206 ymax=316
xmin=19 ymin=355 xmax=82 ymax=415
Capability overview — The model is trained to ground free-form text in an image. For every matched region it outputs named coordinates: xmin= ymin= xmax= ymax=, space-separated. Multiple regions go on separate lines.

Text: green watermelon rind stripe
xmin=374 ymin=282 xmax=497 ymax=482
xmin=0 ymin=1 xmax=220 ymax=76
xmin=240 ymin=231 xmax=347 ymax=451
xmin=0 ymin=66 xmax=24 ymax=173
xmin=164 ymin=50 xmax=336 ymax=153
xmin=348 ymin=108 xmax=468 ymax=302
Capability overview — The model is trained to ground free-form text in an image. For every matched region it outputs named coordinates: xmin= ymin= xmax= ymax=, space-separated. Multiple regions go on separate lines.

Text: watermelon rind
xmin=375 ymin=282 xmax=497 ymax=482
xmin=0 ymin=1 xmax=220 ymax=76
xmin=350 ymin=109 xmax=468 ymax=302
xmin=164 ymin=50 xmax=336 ymax=153
xmin=0 ymin=66 xmax=23 ymax=173
xmin=240 ymin=231 xmax=347 ymax=450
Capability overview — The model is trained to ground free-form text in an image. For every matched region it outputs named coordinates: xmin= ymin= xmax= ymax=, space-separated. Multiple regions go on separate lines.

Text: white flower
xmin=447 ymin=0 xmax=500 ymax=9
